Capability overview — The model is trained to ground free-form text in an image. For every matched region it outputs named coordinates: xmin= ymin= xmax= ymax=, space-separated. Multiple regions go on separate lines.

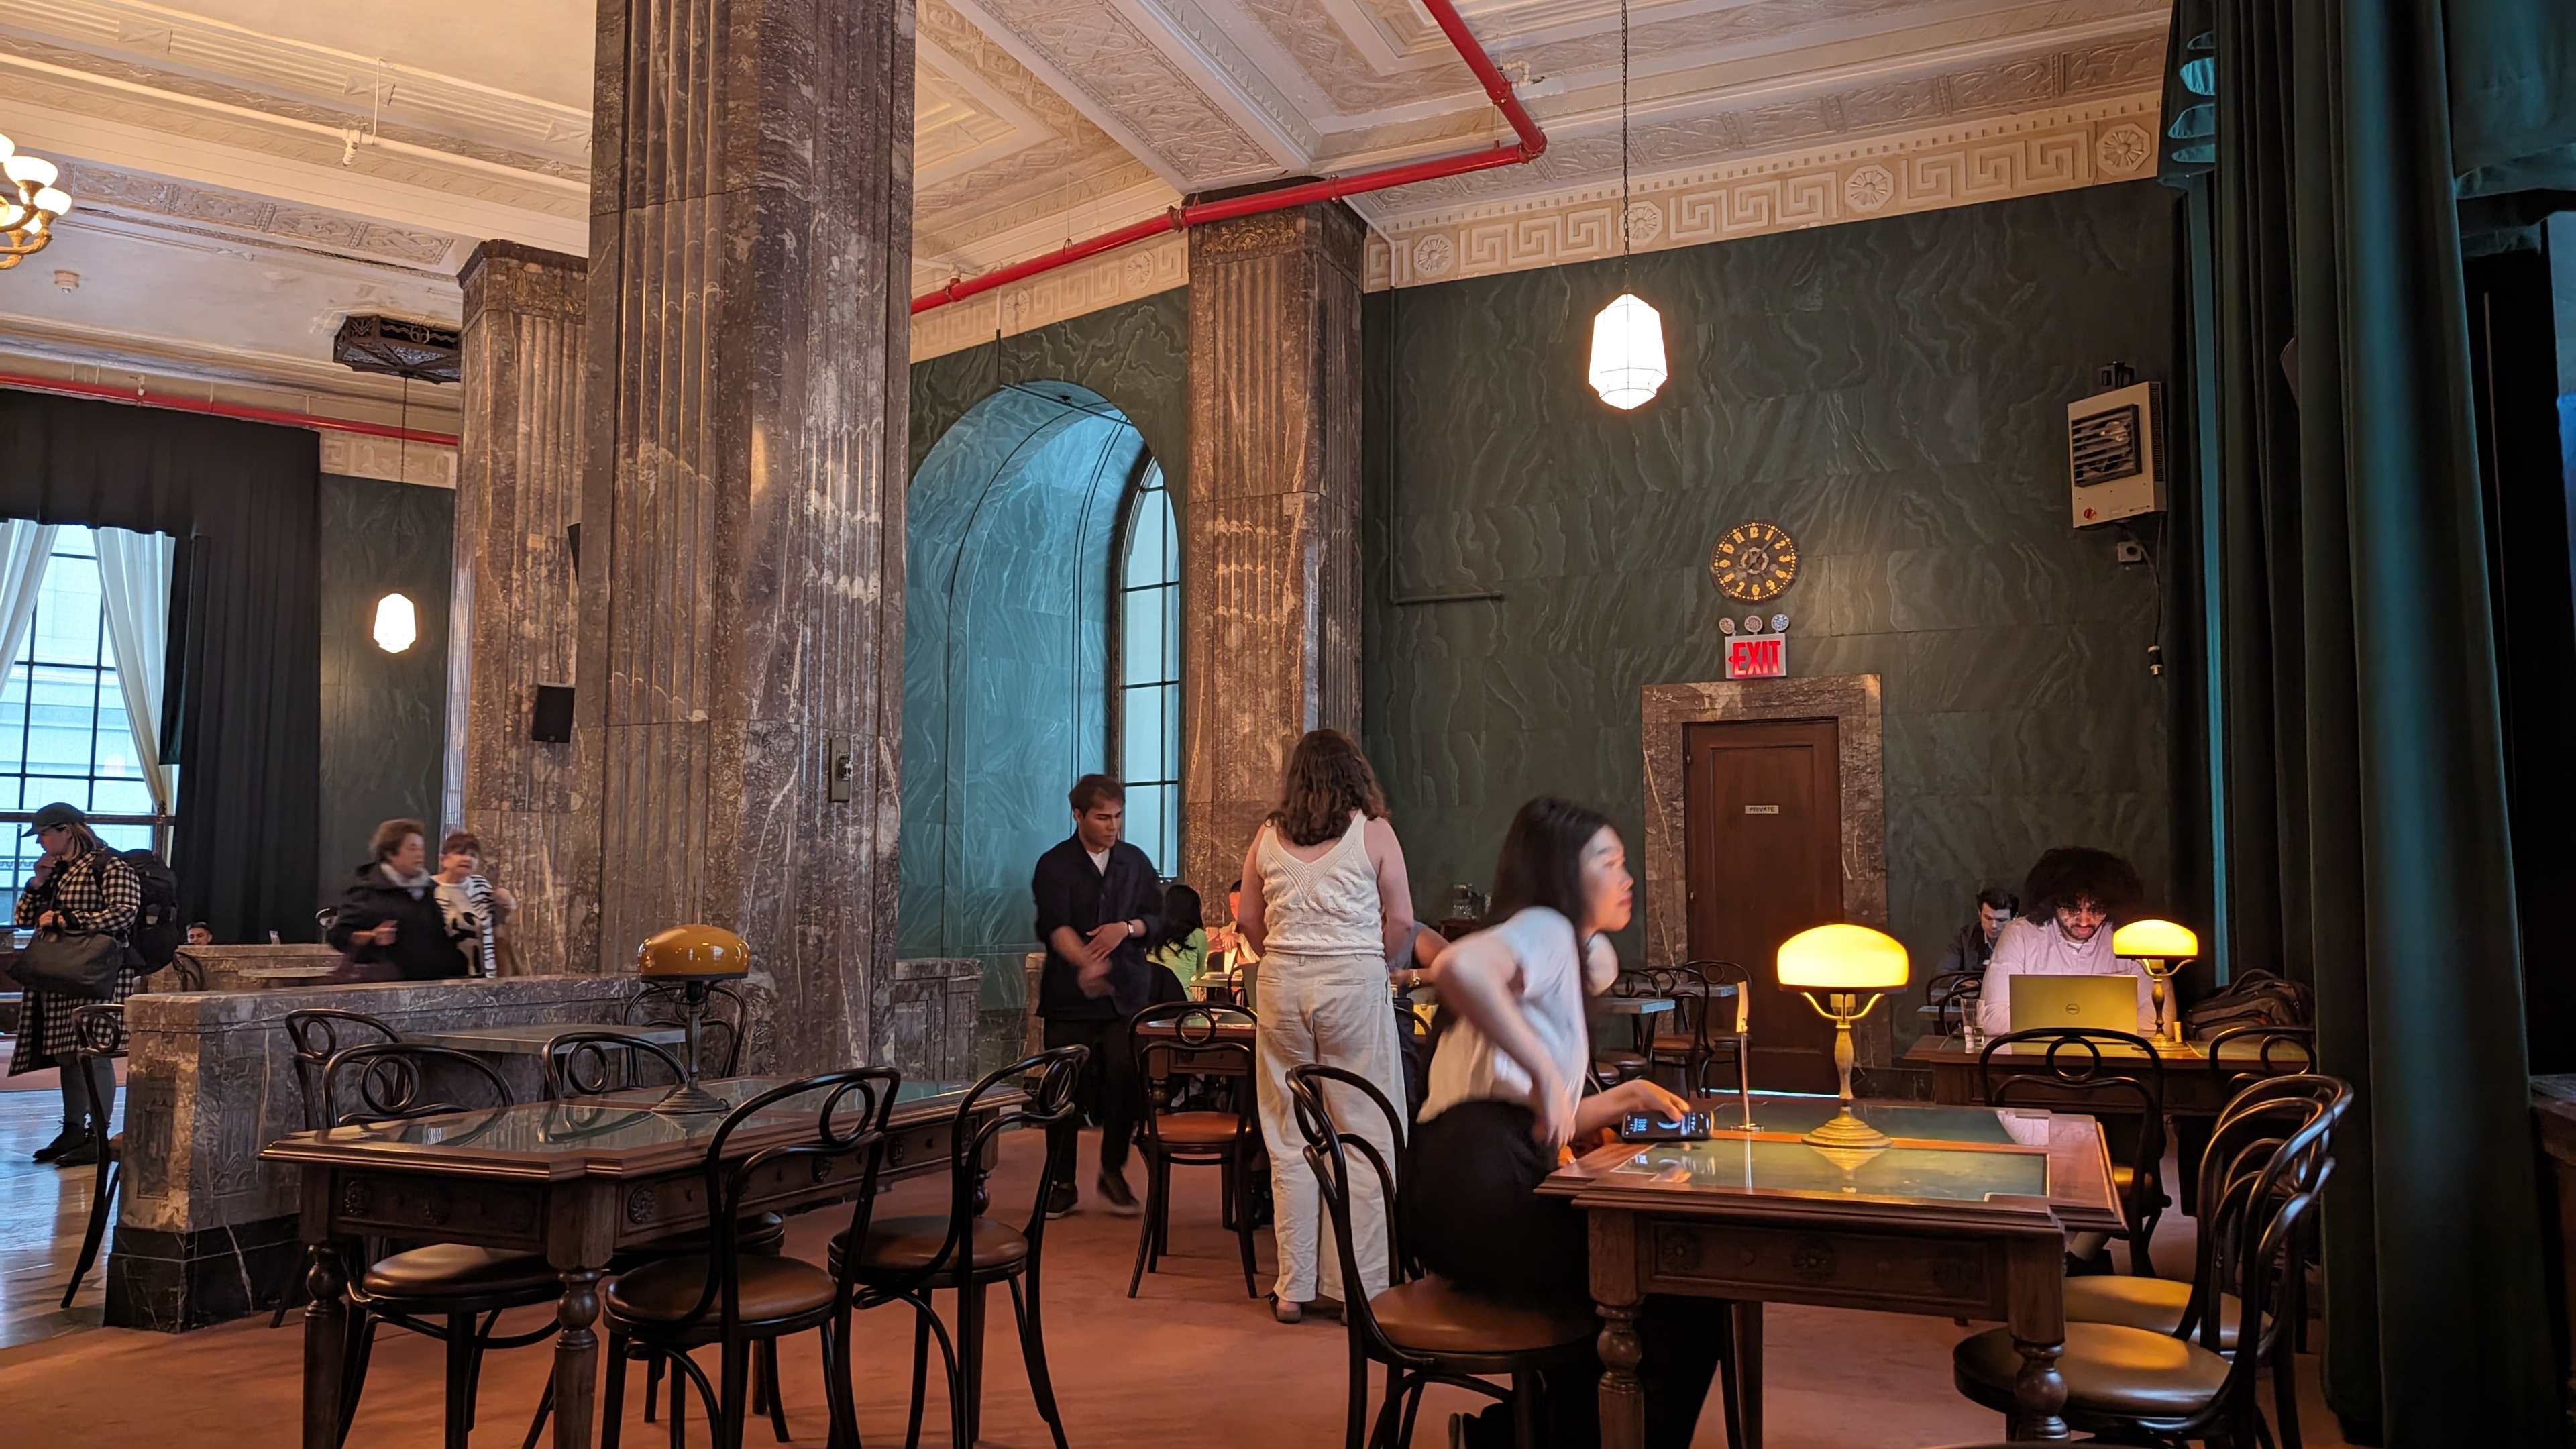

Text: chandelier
xmin=0 ymin=135 xmax=72 ymax=271
xmin=1585 ymin=0 xmax=1666 ymax=410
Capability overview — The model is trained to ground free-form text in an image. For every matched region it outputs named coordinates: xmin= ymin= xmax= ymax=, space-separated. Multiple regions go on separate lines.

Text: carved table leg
xmin=2005 ymin=1237 xmax=2070 ymax=1441
xmin=553 ymin=1267 xmax=604 ymax=1449
xmin=302 ymin=1242 xmax=351 ymax=1449
xmin=1597 ymin=1301 xmax=1647 ymax=1449
xmin=1733 ymin=1300 xmax=1766 ymax=1449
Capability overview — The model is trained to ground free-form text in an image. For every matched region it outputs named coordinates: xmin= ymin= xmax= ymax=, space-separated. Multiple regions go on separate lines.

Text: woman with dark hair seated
xmin=1974 ymin=846 xmax=2151 ymax=1039
xmin=1406 ymin=796 xmax=1728 ymax=1448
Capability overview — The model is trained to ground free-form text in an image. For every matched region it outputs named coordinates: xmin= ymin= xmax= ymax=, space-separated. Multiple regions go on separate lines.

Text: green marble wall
xmin=316 ymin=474 xmax=453 ymax=912
xmin=1360 ymin=182 xmax=2180 ymax=1052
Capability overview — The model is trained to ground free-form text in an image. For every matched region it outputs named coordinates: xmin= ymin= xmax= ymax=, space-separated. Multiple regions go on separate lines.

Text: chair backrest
xmin=2178 ymin=1074 xmax=2347 ymax=1420
xmin=1128 ymin=1002 xmax=1258 ymax=1151
xmin=2203 ymin=1024 xmax=2316 ymax=1092
xmin=165 ymin=951 xmax=209 ymax=992
xmin=626 ymin=982 xmax=745 ymax=1075
xmin=654 ymin=1068 xmax=902 ymax=1335
xmin=541 ymin=1029 xmax=688 ymax=1100
xmin=66 ymin=1002 xmax=125 ymax=1062
xmin=1924 ymin=970 xmax=1984 ymax=1035
xmin=1977 ymin=1028 xmax=2167 ymax=1185
xmin=320 ymin=1042 xmax=513 ymax=1128
xmin=284 ymin=1008 xmax=399 ymax=1130
xmin=873 ymin=1046 xmax=1087 ymax=1297
xmin=1285 ymin=1061 xmax=1413 ymax=1354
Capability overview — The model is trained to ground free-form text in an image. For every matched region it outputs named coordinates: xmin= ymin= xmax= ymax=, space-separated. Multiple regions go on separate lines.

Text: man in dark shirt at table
xmin=1032 ymin=774 xmax=1161 ymax=1218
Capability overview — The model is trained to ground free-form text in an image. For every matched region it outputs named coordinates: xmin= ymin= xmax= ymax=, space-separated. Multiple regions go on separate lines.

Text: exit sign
xmin=1726 ymin=635 xmax=1788 ymax=680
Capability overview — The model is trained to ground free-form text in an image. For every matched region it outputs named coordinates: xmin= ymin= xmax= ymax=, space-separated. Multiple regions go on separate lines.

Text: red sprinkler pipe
xmin=912 ymin=0 xmax=1546 ymax=317
xmin=0 ymin=370 xmax=461 ymax=446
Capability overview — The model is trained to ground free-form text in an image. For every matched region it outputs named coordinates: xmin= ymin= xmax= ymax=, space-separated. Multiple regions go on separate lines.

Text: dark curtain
xmin=2202 ymin=1 xmax=2562 ymax=1440
xmin=0 ymin=392 xmax=321 ymax=945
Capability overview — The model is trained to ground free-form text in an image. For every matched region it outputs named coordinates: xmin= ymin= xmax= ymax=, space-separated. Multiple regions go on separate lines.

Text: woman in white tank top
xmin=1235 ymin=729 xmax=1414 ymax=1322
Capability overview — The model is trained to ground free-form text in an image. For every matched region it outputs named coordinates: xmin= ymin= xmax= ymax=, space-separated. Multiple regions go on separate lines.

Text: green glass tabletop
xmin=1719 ymin=1095 xmax=2028 ymax=1146
xmin=315 ymin=1077 xmax=971 ymax=1158
xmin=1601 ymin=1136 xmax=2051 ymax=1204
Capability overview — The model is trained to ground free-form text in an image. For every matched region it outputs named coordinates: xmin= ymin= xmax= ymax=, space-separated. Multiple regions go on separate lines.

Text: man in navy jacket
xmin=1032 ymin=774 xmax=1162 ymax=1216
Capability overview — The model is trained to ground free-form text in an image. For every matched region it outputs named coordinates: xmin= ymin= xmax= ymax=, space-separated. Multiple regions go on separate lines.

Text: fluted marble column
xmin=1181 ymin=203 xmax=1365 ymax=896
xmin=580 ymin=0 xmax=911 ymax=1070
xmin=453 ymin=241 xmax=594 ymax=975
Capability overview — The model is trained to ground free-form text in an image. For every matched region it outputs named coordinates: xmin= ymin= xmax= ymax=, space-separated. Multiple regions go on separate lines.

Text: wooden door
xmin=1684 ymin=718 xmax=1845 ymax=1091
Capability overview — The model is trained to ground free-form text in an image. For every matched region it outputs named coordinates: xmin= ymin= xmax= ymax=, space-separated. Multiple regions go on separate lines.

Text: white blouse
xmin=1417 ymin=906 xmax=1617 ymax=1124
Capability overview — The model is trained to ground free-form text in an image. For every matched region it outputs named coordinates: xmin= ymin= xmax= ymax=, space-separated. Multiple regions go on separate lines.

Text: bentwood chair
xmin=58 ymin=1003 xmax=125 ymax=1307
xmin=598 ymin=1069 xmax=902 ymax=1449
xmin=538 ymin=1030 xmax=800 ymax=1445
xmin=1977 ymin=1028 xmax=2170 ymax=1275
xmin=1286 ymin=1063 xmax=1601 ymax=1449
xmin=2206 ymin=1024 xmax=2316 ymax=1095
xmin=1923 ymin=970 xmax=1985 ymax=1036
xmin=830 ymin=1047 xmax=1086 ymax=1449
xmin=319 ymin=1043 xmax=563 ymax=1449
xmin=1955 ymin=1074 xmax=2348 ymax=1448
xmin=271 ymin=1008 xmax=400 ymax=1328
xmin=1656 ymin=959 xmax=1750 ymax=1095
xmin=1127 ymin=1002 xmax=1263 ymax=1299
xmin=629 ymin=982 xmax=747 ymax=1076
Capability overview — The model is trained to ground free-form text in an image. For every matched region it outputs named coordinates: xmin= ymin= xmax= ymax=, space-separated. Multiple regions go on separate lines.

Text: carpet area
xmin=0 ymin=1126 xmax=2352 ymax=1447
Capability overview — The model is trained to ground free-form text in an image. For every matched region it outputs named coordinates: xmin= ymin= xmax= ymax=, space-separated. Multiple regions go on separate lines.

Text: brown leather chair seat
xmin=606 ymin=1254 xmax=836 ymax=1325
xmin=362 ymin=1244 xmax=559 ymax=1299
xmin=1151 ymin=1111 xmax=1246 ymax=1146
xmin=830 ymin=1214 xmax=1029 ymax=1278
xmin=631 ymin=1211 xmax=789 ymax=1257
xmin=1367 ymin=1275 xmax=1593 ymax=1357
xmin=2063 ymin=1275 xmax=2260 ymax=1351
xmin=1650 ymin=1032 xmax=1698 ymax=1055
xmin=1954 ymin=1322 xmax=2229 ymax=1417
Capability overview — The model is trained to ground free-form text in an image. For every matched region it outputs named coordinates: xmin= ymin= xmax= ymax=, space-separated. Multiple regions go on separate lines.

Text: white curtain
xmin=0 ymin=520 xmax=58 ymax=695
xmin=93 ymin=528 xmax=176 ymax=812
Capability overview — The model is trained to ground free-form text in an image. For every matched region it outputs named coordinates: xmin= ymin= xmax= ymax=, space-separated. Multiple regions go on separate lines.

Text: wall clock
xmin=1709 ymin=521 xmax=1799 ymax=602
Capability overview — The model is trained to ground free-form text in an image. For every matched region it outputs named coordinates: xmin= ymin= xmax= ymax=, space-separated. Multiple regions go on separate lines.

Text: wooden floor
xmin=0 ymin=1122 xmax=2357 ymax=1448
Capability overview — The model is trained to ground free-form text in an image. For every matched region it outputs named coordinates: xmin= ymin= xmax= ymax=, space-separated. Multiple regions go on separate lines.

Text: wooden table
xmin=1540 ymin=1094 xmax=2121 ymax=1446
xmin=1132 ymin=1011 xmax=1258 ymax=1078
xmin=262 ymin=1075 xmax=1013 ymax=1449
xmin=407 ymin=1021 xmax=687 ymax=1055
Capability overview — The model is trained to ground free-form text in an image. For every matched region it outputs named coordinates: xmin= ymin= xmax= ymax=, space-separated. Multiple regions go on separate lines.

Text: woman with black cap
xmin=9 ymin=801 xmax=142 ymax=1166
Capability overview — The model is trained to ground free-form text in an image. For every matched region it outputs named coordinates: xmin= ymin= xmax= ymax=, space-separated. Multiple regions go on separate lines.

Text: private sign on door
xmin=1726 ymin=635 xmax=1787 ymax=680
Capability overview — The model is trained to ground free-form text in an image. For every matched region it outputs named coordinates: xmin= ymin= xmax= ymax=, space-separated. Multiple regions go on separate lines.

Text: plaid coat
xmin=8 ymin=841 xmax=142 ymax=1074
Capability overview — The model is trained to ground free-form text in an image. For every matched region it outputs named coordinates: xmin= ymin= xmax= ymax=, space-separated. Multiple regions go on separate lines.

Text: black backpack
xmin=122 ymin=848 xmax=182 ymax=971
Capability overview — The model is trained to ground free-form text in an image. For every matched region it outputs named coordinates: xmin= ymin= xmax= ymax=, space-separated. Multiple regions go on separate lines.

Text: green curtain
xmin=2447 ymin=1 xmax=2576 ymax=197
xmin=2206 ymin=0 xmax=2562 ymax=1441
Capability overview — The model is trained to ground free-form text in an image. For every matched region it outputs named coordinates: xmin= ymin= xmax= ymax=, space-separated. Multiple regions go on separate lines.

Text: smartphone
xmin=1617 ymin=1111 xmax=1712 ymax=1142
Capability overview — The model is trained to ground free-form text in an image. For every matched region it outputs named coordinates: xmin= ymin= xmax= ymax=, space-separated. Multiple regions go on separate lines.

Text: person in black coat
xmin=327 ymin=818 xmax=468 ymax=981
xmin=1032 ymin=774 xmax=1163 ymax=1218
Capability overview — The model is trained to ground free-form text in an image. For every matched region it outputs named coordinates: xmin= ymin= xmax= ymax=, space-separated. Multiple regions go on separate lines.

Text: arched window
xmin=1115 ymin=464 xmax=1180 ymax=873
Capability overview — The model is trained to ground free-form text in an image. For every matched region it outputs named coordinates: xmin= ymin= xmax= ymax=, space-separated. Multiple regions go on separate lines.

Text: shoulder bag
xmin=9 ymin=926 xmax=128 ymax=999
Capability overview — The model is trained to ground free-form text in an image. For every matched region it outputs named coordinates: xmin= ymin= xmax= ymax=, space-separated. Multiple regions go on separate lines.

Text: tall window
xmin=1116 ymin=466 xmax=1180 ymax=875
xmin=0 ymin=527 xmax=158 ymax=918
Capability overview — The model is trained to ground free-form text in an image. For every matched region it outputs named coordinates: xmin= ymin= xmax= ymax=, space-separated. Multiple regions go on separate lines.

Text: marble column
xmin=453 ymin=241 xmax=594 ymax=975
xmin=579 ymin=0 xmax=911 ymax=1070
xmin=1181 ymin=203 xmax=1365 ymax=896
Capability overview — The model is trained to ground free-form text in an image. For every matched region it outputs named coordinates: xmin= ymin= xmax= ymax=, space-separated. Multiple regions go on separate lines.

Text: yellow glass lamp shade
xmin=637 ymin=924 xmax=751 ymax=981
xmin=1776 ymin=924 xmax=1910 ymax=991
xmin=2112 ymin=919 xmax=2199 ymax=959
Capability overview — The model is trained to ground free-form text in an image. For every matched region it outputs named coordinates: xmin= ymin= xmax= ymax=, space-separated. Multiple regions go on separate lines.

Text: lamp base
xmin=649 ymin=1079 xmax=731 ymax=1116
xmin=1801 ymin=1106 xmax=1892 ymax=1151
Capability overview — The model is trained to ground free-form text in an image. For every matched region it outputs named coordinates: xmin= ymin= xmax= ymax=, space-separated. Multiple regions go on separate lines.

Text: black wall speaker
xmin=530 ymin=684 xmax=574 ymax=743
xmin=565 ymin=523 xmax=581 ymax=574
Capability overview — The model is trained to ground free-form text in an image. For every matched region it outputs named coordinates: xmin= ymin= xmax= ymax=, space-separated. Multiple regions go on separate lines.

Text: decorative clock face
xmin=1709 ymin=521 xmax=1799 ymax=602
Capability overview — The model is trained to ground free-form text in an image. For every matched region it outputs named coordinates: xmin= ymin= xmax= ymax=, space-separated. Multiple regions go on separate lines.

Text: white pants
xmin=1254 ymin=950 xmax=1406 ymax=1305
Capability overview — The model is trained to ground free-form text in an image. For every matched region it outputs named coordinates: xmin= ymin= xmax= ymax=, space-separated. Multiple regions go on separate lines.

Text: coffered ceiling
xmin=0 ymin=0 xmax=2168 ymax=417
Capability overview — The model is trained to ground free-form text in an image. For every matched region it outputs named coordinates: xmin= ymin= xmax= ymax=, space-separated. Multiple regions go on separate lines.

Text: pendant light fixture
xmin=1587 ymin=0 xmax=1664 ymax=410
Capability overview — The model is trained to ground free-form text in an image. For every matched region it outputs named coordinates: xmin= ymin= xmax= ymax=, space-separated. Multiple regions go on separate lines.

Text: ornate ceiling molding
xmin=58 ymin=159 xmax=466 ymax=270
xmin=1363 ymin=93 xmax=2163 ymax=290
xmin=911 ymin=230 xmax=1186 ymax=362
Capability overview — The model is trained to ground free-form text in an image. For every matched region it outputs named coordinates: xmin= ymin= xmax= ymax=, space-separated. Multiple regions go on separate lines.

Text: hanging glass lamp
xmin=1588 ymin=292 xmax=1666 ymax=409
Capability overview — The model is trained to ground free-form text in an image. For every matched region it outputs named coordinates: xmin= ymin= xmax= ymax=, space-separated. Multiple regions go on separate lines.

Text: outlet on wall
xmin=2115 ymin=539 xmax=2147 ymax=566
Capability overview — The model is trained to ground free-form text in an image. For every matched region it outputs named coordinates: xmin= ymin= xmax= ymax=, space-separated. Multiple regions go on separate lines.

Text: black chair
xmin=1955 ymin=1074 xmax=2348 ymax=1448
xmin=270 ymin=1008 xmax=400 ymax=1328
xmin=1924 ymin=969 xmax=1985 ymax=1036
xmin=599 ymin=1069 xmax=902 ymax=1449
xmin=829 ymin=1046 xmax=1085 ymax=1449
xmin=319 ymin=1042 xmax=563 ymax=1449
xmin=1126 ymin=1002 xmax=1261 ymax=1299
xmin=539 ymin=1029 xmax=799 ymax=1444
xmin=1653 ymin=959 xmax=1750 ymax=1095
xmin=164 ymin=949 xmax=209 ymax=991
xmin=628 ymin=982 xmax=747 ymax=1076
xmin=1976 ymin=1028 xmax=2170 ymax=1275
xmin=1285 ymin=1063 xmax=1601 ymax=1449
xmin=59 ymin=1002 xmax=125 ymax=1307
xmin=2205 ymin=1023 xmax=2316 ymax=1094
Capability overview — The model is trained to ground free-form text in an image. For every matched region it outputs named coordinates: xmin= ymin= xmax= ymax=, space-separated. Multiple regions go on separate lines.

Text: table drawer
xmin=1642 ymin=1220 xmax=2006 ymax=1317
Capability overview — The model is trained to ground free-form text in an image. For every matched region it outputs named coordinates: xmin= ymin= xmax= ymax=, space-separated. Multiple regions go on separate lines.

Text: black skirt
xmin=1405 ymin=1097 xmax=1591 ymax=1305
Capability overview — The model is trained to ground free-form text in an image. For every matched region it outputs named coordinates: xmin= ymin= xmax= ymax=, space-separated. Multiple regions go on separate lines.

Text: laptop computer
xmin=2006 ymin=973 xmax=2142 ymax=1037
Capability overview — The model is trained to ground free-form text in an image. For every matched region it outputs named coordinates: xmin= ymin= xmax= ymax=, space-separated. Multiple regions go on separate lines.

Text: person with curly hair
xmin=1974 ymin=846 xmax=2153 ymax=1038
